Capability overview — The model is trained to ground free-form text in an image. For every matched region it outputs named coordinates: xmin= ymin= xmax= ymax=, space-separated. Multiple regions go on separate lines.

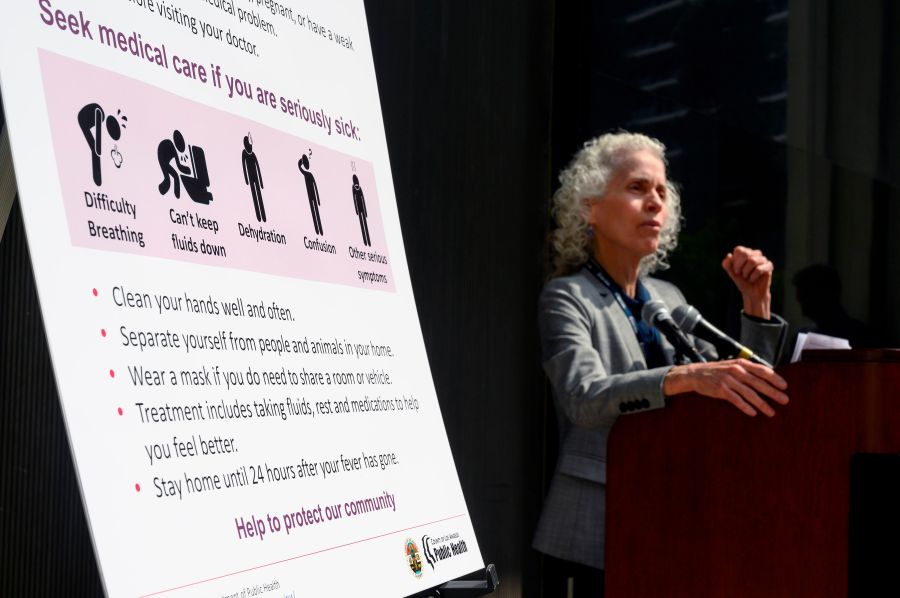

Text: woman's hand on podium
xmin=663 ymin=360 xmax=789 ymax=417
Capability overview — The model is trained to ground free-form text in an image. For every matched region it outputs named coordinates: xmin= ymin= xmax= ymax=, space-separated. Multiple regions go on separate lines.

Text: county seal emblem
xmin=406 ymin=538 xmax=424 ymax=577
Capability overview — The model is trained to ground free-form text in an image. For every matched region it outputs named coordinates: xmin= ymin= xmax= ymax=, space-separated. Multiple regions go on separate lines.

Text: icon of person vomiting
xmin=158 ymin=130 xmax=190 ymax=198
xmin=77 ymin=103 xmax=126 ymax=186
xmin=157 ymin=129 xmax=214 ymax=204
xmin=242 ymin=134 xmax=265 ymax=222
xmin=352 ymin=174 xmax=370 ymax=246
xmin=298 ymin=154 xmax=322 ymax=235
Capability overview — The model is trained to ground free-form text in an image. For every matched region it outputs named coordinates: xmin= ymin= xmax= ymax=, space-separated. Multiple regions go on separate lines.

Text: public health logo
xmin=405 ymin=538 xmax=424 ymax=578
xmin=421 ymin=532 xmax=470 ymax=571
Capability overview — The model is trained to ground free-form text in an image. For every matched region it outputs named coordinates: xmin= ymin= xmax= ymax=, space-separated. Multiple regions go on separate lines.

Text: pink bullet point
xmin=92 ymin=288 xmax=98 ymax=297
xmin=109 ymin=369 xmax=115 ymax=378
xmin=117 ymin=407 xmax=123 ymax=416
xmin=135 ymin=483 xmax=141 ymax=492
xmin=101 ymin=329 xmax=107 ymax=337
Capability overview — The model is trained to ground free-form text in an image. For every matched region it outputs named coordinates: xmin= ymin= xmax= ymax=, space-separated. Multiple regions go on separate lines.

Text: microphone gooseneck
xmin=671 ymin=304 xmax=773 ymax=368
xmin=641 ymin=300 xmax=706 ymax=364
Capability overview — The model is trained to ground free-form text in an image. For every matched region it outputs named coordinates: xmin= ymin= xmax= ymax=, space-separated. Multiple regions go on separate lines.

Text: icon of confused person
xmin=157 ymin=129 xmax=213 ymax=204
xmin=352 ymin=174 xmax=370 ymax=246
xmin=242 ymin=134 xmax=265 ymax=222
xmin=77 ymin=103 xmax=127 ymax=186
xmin=298 ymin=153 xmax=322 ymax=235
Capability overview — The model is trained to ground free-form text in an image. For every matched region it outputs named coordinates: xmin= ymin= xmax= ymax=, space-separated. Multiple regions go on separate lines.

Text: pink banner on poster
xmin=39 ymin=50 xmax=394 ymax=291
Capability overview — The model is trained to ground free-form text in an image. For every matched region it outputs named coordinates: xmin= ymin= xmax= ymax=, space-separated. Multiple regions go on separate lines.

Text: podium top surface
xmin=800 ymin=348 xmax=900 ymax=362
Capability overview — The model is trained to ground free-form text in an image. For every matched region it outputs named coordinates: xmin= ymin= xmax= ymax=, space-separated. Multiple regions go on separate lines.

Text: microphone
xmin=641 ymin=300 xmax=706 ymax=364
xmin=671 ymin=304 xmax=773 ymax=368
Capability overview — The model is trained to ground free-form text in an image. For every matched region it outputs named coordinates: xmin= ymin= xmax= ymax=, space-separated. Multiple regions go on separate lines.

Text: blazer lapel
xmin=582 ymin=269 xmax=646 ymax=368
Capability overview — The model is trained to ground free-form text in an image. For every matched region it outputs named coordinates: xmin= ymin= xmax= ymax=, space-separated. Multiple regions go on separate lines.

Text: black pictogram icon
xmin=352 ymin=174 xmax=370 ymax=246
xmin=77 ymin=103 xmax=127 ymax=186
xmin=298 ymin=154 xmax=322 ymax=235
xmin=157 ymin=129 xmax=213 ymax=204
xmin=242 ymin=134 xmax=265 ymax=222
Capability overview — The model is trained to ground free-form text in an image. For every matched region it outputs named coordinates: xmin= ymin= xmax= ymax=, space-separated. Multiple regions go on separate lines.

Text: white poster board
xmin=0 ymin=1 xmax=483 ymax=596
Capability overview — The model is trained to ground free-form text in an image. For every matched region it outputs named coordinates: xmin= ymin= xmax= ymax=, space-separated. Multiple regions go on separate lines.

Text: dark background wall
xmin=364 ymin=2 xmax=554 ymax=596
xmin=3 ymin=1 xmax=899 ymax=597
xmin=549 ymin=0 xmax=900 ymax=349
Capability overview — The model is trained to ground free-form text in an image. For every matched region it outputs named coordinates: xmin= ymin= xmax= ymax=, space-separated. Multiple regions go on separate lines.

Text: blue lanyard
xmin=583 ymin=258 xmax=641 ymax=336
xmin=583 ymin=259 xmax=666 ymax=368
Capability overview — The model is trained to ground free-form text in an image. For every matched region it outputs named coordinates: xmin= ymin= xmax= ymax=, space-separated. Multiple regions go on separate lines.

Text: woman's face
xmin=586 ymin=149 xmax=669 ymax=263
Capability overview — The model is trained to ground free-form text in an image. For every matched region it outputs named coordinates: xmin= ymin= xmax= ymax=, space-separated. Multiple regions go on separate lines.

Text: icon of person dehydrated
xmin=157 ymin=129 xmax=213 ymax=204
xmin=241 ymin=134 xmax=265 ymax=222
xmin=298 ymin=154 xmax=322 ymax=235
xmin=77 ymin=103 xmax=127 ymax=186
xmin=352 ymin=174 xmax=370 ymax=246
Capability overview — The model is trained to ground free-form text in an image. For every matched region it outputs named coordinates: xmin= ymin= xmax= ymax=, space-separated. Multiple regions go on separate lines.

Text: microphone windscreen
xmin=672 ymin=304 xmax=702 ymax=334
xmin=641 ymin=299 xmax=669 ymax=326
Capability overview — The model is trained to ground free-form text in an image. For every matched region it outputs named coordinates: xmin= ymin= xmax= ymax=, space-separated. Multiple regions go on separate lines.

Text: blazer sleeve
xmin=740 ymin=312 xmax=788 ymax=364
xmin=539 ymin=281 xmax=672 ymax=428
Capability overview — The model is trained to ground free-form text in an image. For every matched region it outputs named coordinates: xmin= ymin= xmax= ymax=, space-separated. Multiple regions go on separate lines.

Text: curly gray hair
xmin=549 ymin=132 xmax=682 ymax=278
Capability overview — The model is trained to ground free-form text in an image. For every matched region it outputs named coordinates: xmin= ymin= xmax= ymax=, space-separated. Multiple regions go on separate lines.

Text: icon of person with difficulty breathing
xmin=352 ymin=174 xmax=370 ymax=246
xmin=77 ymin=103 xmax=126 ymax=186
xmin=242 ymin=134 xmax=265 ymax=222
xmin=157 ymin=129 xmax=191 ymax=198
xmin=298 ymin=154 xmax=323 ymax=235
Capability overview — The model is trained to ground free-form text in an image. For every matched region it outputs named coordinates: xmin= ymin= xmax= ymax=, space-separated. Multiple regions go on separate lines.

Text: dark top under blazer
xmin=533 ymin=268 xmax=786 ymax=569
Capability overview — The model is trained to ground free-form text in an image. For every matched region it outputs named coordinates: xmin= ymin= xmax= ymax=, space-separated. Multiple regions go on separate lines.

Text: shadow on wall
xmin=792 ymin=264 xmax=879 ymax=349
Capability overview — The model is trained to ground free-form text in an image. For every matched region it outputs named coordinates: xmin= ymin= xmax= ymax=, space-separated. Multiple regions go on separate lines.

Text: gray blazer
xmin=532 ymin=268 xmax=786 ymax=569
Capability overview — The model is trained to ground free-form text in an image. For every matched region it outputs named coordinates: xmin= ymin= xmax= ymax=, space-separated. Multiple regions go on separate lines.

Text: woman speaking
xmin=533 ymin=132 xmax=789 ymax=596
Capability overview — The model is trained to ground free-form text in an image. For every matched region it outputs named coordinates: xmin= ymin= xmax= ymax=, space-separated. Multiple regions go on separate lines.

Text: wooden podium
xmin=605 ymin=350 xmax=900 ymax=597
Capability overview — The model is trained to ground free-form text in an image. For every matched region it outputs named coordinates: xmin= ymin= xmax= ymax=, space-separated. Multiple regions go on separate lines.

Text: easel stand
xmin=410 ymin=564 xmax=499 ymax=598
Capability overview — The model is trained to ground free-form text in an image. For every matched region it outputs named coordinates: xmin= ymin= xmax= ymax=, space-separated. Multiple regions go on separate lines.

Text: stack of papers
xmin=791 ymin=332 xmax=852 ymax=363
